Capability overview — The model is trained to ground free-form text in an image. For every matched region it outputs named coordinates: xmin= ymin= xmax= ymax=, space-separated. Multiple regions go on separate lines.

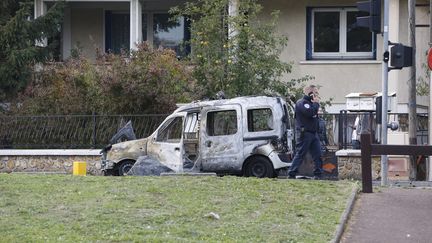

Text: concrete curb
xmin=331 ymin=186 xmax=359 ymax=243
xmin=373 ymin=180 xmax=432 ymax=188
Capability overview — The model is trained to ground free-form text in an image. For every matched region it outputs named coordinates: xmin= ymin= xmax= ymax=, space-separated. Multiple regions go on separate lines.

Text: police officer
xmin=288 ymin=85 xmax=323 ymax=179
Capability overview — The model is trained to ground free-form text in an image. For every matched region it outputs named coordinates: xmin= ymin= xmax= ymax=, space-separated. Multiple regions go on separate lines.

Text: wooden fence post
xmin=361 ymin=132 xmax=373 ymax=193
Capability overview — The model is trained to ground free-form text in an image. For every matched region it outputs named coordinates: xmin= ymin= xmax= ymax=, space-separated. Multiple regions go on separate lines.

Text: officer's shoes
xmin=313 ymin=175 xmax=322 ymax=180
xmin=288 ymin=175 xmax=296 ymax=179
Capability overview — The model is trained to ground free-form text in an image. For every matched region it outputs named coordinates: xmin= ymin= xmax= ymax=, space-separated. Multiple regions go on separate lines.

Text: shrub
xmin=12 ymin=43 xmax=199 ymax=115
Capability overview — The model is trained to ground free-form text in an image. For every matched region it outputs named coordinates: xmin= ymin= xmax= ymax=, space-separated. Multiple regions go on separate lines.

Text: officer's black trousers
xmin=288 ymin=131 xmax=323 ymax=176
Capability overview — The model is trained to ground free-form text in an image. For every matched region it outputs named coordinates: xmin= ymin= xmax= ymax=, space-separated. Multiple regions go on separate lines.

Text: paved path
xmin=340 ymin=187 xmax=432 ymax=243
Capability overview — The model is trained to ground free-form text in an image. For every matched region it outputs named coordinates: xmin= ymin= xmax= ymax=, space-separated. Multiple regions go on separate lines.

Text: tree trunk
xmin=408 ymin=0 xmax=417 ymax=180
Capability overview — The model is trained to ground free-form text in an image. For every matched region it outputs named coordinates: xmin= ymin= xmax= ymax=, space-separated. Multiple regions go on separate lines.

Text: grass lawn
xmin=0 ymin=174 xmax=358 ymax=242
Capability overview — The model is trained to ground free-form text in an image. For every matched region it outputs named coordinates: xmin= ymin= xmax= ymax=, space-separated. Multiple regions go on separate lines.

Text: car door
xmin=200 ymin=104 xmax=243 ymax=172
xmin=147 ymin=113 xmax=185 ymax=172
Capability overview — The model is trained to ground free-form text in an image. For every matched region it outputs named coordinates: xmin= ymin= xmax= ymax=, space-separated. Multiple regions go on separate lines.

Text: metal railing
xmin=334 ymin=112 xmax=429 ymax=149
xmin=0 ymin=112 xmax=428 ymax=149
xmin=0 ymin=114 xmax=167 ymax=149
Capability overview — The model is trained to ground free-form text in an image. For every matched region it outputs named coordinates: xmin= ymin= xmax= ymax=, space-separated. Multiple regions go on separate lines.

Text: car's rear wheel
xmin=244 ymin=157 xmax=274 ymax=178
xmin=117 ymin=160 xmax=135 ymax=176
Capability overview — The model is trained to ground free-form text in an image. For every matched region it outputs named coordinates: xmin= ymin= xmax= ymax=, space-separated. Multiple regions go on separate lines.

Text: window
xmin=247 ymin=108 xmax=274 ymax=132
xmin=105 ymin=11 xmax=190 ymax=57
xmin=153 ymin=14 xmax=190 ymax=57
xmin=207 ymin=110 xmax=237 ymax=136
xmin=184 ymin=112 xmax=199 ymax=139
xmin=105 ymin=11 xmax=130 ymax=54
xmin=156 ymin=117 xmax=183 ymax=143
xmin=307 ymin=7 xmax=375 ymax=60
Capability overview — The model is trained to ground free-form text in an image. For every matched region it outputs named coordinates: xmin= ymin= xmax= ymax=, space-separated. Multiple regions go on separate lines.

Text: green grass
xmin=0 ymin=174 xmax=357 ymax=242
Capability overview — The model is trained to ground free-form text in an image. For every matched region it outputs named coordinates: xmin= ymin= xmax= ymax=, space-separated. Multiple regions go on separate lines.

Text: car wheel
xmin=245 ymin=157 xmax=274 ymax=178
xmin=117 ymin=160 xmax=135 ymax=176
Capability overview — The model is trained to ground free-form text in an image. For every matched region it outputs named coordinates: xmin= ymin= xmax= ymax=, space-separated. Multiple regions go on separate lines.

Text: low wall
xmin=0 ymin=150 xmax=102 ymax=175
xmin=336 ymin=149 xmax=381 ymax=180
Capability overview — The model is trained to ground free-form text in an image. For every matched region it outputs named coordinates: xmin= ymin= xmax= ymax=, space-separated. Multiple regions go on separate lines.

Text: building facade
xmin=35 ymin=0 xmax=431 ymax=114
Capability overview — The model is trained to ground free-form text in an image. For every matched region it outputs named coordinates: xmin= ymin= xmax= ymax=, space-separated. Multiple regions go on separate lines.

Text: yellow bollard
xmin=73 ymin=161 xmax=87 ymax=176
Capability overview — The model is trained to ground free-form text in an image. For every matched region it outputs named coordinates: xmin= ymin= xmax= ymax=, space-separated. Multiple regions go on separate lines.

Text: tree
xmin=408 ymin=0 xmax=418 ymax=180
xmin=0 ymin=0 xmax=64 ymax=100
xmin=170 ymin=0 xmax=302 ymax=99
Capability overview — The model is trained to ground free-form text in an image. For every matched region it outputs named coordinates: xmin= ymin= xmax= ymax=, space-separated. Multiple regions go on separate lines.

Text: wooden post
xmin=361 ymin=132 xmax=373 ymax=193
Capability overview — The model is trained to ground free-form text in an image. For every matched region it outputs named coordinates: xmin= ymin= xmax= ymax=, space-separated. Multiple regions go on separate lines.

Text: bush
xmin=11 ymin=43 xmax=199 ymax=115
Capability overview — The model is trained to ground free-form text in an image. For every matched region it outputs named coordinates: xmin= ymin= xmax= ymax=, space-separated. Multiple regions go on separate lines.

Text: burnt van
xmin=101 ymin=96 xmax=293 ymax=178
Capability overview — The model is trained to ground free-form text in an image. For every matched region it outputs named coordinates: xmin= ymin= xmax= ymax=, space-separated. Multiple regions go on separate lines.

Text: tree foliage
xmin=12 ymin=44 xmax=198 ymax=115
xmin=171 ymin=0 xmax=299 ymax=99
xmin=0 ymin=0 xmax=64 ymax=100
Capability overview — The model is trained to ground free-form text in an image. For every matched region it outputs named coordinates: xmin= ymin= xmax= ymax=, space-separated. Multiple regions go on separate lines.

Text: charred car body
xmin=101 ymin=96 xmax=294 ymax=178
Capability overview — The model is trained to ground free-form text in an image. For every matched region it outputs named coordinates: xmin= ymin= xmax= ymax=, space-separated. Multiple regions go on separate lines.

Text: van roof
xmin=175 ymin=96 xmax=286 ymax=112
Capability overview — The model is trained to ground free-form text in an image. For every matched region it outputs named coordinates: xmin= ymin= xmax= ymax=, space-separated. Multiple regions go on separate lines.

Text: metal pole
xmin=92 ymin=112 xmax=97 ymax=148
xmin=429 ymin=0 xmax=432 ymax=181
xmin=381 ymin=0 xmax=389 ymax=186
xmin=338 ymin=110 xmax=343 ymax=149
xmin=430 ymin=66 xmax=432 ymax=180
xmin=343 ymin=110 xmax=348 ymax=149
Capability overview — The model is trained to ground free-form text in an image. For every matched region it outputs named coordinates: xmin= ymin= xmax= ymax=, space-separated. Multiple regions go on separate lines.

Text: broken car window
xmin=207 ymin=110 xmax=237 ymax=136
xmin=184 ymin=113 xmax=199 ymax=139
xmin=247 ymin=108 xmax=273 ymax=132
xmin=156 ymin=116 xmax=183 ymax=143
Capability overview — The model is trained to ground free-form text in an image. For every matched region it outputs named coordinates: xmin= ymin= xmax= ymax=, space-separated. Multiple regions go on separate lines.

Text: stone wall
xmin=336 ymin=149 xmax=381 ymax=180
xmin=0 ymin=150 xmax=102 ymax=175
xmin=0 ymin=149 xmax=382 ymax=179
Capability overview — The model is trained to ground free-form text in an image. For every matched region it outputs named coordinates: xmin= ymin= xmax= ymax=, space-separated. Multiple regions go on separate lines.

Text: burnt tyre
xmin=117 ymin=160 xmax=135 ymax=176
xmin=244 ymin=157 xmax=275 ymax=178
xmin=103 ymin=169 xmax=115 ymax=176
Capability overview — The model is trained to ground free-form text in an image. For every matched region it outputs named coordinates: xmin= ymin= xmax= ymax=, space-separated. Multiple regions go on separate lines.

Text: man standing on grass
xmin=288 ymin=85 xmax=323 ymax=179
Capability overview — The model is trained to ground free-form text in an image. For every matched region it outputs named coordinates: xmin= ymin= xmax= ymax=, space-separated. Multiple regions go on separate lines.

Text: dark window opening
xmin=247 ymin=108 xmax=274 ymax=132
xmin=207 ymin=110 xmax=237 ymax=136
xmin=105 ymin=11 xmax=130 ymax=54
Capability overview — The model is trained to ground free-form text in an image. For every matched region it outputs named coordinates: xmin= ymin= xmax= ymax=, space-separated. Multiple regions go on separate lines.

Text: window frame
xmin=306 ymin=7 xmax=376 ymax=60
xmin=104 ymin=10 xmax=190 ymax=56
xmin=144 ymin=11 xmax=191 ymax=57
xmin=206 ymin=109 xmax=238 ymax=137
xmin=247 ymin=108 xmax=274 ymax=132
xmin=156 ymin=116 xmax=184 ymax=143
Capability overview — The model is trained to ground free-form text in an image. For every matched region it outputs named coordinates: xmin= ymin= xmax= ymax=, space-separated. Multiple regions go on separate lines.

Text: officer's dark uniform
xmin=288 ymin=94 xmax=323 ymax=178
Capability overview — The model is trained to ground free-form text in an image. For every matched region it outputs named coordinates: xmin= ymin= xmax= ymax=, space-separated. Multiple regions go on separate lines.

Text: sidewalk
xmin=340 ymin=185 xmax=432 ymax=243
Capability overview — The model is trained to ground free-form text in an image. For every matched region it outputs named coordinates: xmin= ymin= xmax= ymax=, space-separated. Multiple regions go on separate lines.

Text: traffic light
xmin=356 ymin=0 xmax=381 ymax=33
xmin=390 ymin=44 xmax=413 ymax=69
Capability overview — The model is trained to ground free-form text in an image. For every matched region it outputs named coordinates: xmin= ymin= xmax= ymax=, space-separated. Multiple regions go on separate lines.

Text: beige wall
xmin=259 ymin=0 xmax=429 ymax=114
xmin=394 ymin=0 xmax=430 ymax=111
xmin=414 ymin=0 xmax=430 ymax=110
xmin=59 ymin=0 xmax=429 ymax=113
xmin=71 ymin=8 xmax=104 ymax=60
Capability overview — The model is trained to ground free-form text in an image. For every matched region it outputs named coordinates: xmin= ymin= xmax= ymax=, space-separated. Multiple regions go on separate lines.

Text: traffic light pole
xmin=381 ymin=0 xmax=389 ymax=186
xmin=429 ymin=0 xmax=432 ymax=182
